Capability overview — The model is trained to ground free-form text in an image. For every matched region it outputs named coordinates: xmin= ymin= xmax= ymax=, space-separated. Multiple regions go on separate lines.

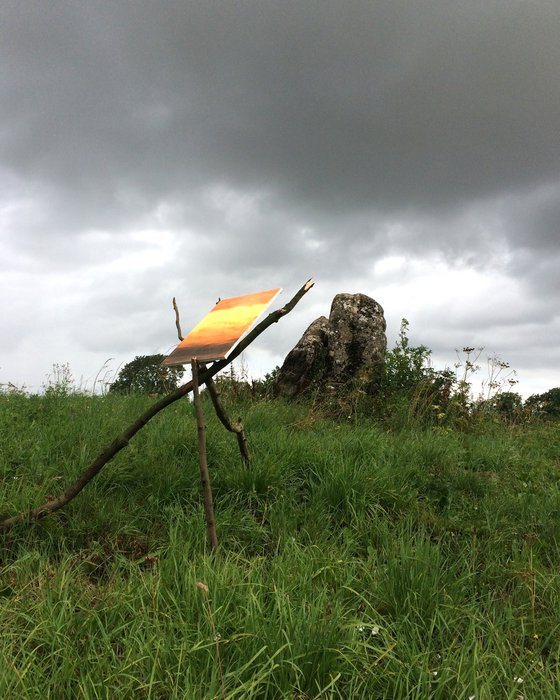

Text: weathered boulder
xmin=273 ymin=293 xmax=387 ymax=398
xmin=328 ymin=293 xmax=386 ymax=383
xmin=272 ymin=316 xmax=330 ymax=399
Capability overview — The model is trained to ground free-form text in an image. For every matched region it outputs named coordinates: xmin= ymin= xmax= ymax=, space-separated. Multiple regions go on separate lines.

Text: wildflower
xmin=513 ymin=676 xmax=523 ymax=684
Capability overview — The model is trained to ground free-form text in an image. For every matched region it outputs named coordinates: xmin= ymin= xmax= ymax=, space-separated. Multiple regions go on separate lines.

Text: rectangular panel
xmin=162 ymin=287 xmax=282 ymax=365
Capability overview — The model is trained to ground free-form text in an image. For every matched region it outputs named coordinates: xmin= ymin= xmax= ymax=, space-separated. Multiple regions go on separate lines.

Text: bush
xmin=382 ymin=319 xmax=432 ymax=394
xmin=373 ymin=319 xmax=441 ymax=426
xmin=490 ymin=391 xmax=523 ymax=417
xmin=110 ymin=355 xmax=184 ymax=395
xmin=525 ymin=387 xmax=560 ymax=419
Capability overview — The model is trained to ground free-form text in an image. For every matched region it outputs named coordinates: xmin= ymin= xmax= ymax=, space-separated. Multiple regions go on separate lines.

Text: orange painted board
xmin=162 ymin=287 xmax=282 ymax=365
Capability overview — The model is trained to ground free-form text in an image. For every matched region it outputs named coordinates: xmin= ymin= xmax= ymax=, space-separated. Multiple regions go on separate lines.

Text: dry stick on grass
xmin=0 ymin=279 xmax=314 ymax=531
xmin=191 ymin=360 xmax=219 ymax=551
xmin=174 ymin=297 xmax=250 ymax=465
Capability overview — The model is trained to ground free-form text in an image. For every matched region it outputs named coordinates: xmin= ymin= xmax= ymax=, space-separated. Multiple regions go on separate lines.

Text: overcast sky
xmin=1 ymin=1 xmax=559 ymax=398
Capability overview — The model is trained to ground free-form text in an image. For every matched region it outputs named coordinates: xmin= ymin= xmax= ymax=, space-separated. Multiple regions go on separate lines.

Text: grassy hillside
xmin=1 ymin=391 xmax=560 ymax=698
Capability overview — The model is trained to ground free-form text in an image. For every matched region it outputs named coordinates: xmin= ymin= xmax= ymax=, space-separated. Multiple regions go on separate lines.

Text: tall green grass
xmin=1 ymin=392 xmax=560 ymax=698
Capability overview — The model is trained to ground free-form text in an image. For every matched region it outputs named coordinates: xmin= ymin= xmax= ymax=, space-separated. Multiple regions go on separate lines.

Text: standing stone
xmin=328 ymin=293 xmax=387 ymax=384
xmin=273 ymin=293 xmax=387 ymax=398
xmin=272 ymin=316 xmax=330 ymax=399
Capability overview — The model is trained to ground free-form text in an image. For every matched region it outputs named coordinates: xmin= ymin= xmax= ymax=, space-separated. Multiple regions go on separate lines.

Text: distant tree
xmin=110 ymin=354 xmax=184 ymax=395
xmin=525 ymin=387 xmax=560 ymax=418
xmin=490 ymin=391 xmax=523 ymax=417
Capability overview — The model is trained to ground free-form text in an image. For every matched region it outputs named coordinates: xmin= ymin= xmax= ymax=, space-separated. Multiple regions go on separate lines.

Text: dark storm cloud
xmin=2 ymin=1 xmax=559 ymax=228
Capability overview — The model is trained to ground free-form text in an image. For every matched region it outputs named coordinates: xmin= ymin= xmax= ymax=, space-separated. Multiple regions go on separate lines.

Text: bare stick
xmin=203 ymin=374 xmax=250 ymax=464
xmin=172 ymin=296 xmax=183 ymax=341
xmin=0 ymin=279 xmax=314 ymax=531
xmin=192 ymin=360 xmax=218 ymax=551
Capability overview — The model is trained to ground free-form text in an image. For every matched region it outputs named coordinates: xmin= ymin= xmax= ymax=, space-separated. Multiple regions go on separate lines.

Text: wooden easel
xmin=174 ymin=300 xmax=252 ymax=551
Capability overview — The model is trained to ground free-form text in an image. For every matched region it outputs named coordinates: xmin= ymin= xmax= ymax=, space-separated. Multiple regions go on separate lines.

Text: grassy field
xmin=1 ymin=391 xmax=560 ymax=699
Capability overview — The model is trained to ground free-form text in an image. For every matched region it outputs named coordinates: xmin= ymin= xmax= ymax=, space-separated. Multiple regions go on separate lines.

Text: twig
xmin=172 ymin=296 xmax=183 ymax=341
xmin=0 ymin=279 xmax=314 ymax=531
xmin=203 ymin=375 xmax=250 ymax=464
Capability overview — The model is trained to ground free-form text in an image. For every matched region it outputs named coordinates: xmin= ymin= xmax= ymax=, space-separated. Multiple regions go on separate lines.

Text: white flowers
xmin=463 ymin=675 xmax=523 ymax=700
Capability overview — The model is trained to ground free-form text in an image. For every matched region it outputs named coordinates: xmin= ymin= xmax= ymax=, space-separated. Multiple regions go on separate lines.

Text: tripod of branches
xmin=0 ymin=280 xmax=314 ymax=532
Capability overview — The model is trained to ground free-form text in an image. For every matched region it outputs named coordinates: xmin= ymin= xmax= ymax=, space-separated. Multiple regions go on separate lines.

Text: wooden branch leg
xmin=192 ymin=360 xmax=218 ymax=552
xmin=234 ymin=421 xmax=250 ymax=465
xmin=203 ymin=370 xmax=251 ymax=466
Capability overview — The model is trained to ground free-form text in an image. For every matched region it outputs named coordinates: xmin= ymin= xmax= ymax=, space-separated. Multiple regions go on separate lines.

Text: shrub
xmin=382 ymin=319 xmax=431 ymax=394
xmin=490 ymin=391 xmax=523 ymax=417
xmin=110 ymin=354 xmax=184 ymax=395
xmin=525 ymin=387 xmax=560 ymax=419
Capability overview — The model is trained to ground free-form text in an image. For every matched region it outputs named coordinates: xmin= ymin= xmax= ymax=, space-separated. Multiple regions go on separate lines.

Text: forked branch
xmin=203 ymin=374 xmax=250 ymax=464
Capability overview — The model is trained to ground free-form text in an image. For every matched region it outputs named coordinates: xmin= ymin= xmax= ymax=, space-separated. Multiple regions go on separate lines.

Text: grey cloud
xmin=502 ymin=182 xmax=560 ymax=257
xmin=3 ymin=2 xmax=559 ymax=222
